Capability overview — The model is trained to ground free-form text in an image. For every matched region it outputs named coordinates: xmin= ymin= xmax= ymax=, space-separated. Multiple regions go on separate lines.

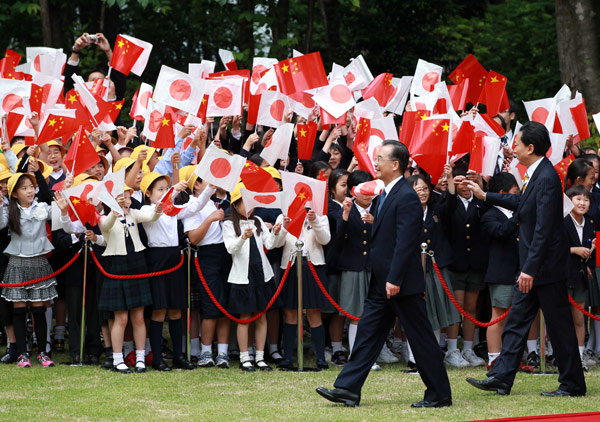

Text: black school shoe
xmin=101 ymin=355 xmax=114 ymax=369
xmin=172 ymin=355 xmax=195 ymax=370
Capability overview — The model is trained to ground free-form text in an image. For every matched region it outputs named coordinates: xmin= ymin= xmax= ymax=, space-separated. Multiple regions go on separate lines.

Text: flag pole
xmin=106 ymin=66 xmax=112 ymax=79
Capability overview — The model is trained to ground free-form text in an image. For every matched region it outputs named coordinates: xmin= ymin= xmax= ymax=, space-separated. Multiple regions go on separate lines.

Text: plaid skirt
xmin=98 ymin=250 xmax=152 ymax=311
xmin=1 ymin=255 xmax=58 ymax=302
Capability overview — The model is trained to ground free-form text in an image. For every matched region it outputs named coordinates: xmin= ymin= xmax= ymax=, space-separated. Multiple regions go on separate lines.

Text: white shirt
xmin=384 ymin=175 xmax=403 ymax=195
xmin=132 ymin=190 xmax=143 ymax=204
xmin=354 ymin=202 xmax=371 ymax=218
xmin=523 ymin=156 xmax=544 ymax=187
xmin=182 ymin=200 xmax=223 ymax=246
xmin=495 ymin=205 xmax=513 ymax=219
xmin=570 ymin=213 xmax=585 ymax=244
xmin=458 ymin=193 xmax=473 ymax=211
xmin=422 ymin=205 xmax=428 ymax=222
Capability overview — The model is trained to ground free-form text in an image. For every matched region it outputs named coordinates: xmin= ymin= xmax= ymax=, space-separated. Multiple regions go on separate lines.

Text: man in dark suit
xmin=316 ymin=140 xmax=452 ymax=408
xmin=465 ymin=121 xmax=586 ymax=397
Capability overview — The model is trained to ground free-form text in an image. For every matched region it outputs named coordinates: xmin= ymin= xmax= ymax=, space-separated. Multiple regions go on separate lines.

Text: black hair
xmin=8 ymin=174 xmax=32 ymax=236
xmin=327 ymin=168 xmax=349 ymax=196
xmin=566 ymin=158 xmax=594 ymax=188
xmin=582 ymin=153 xmax=600 ymax=166
xmin=308 ymin=161 xmax=331 ymax=180
xmin=347 ymin=170 xmax=373 ymax=193
xmin=519 ymin=121 xmax=551 ymax=156
xmin=566 ymin=184 xmax=592 ymax=201
xmin=10 ymin=136 xmax=24 ymax=146
xmin=329 ymin=143 xmax=342 ymax=155
xmin=248 ymin=153 xmax=263 ymax=167
xmin=452 ymin=162 xmax=469 ymax=178
xmin=488 ymin=172 xmax=518 ymax=194
xmin=87 ymin=68 xmax=107 ymax=79
xmin=406 ymin=174 xmax=433 ymax=205
xmin=143 ymin=175 xmax=169 ymax=205
xmin=225 ymin=199 xmax=261 ymax=237
xmin=494 ymin=114 xmax=507 ymax=132
xmin=382 ymin=140 xmax=409 ymax=173
xmin=508 ymin=99 xmax=518 ymax=114
xmin=174 ymin=188 xmax=191 ymax=206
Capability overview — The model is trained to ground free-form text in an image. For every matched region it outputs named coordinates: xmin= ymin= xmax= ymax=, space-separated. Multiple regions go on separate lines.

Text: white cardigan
xmin=222 ymin=216 xmax=281 ymax=285
xmin=275 ymin=213 xmax=330 ymax=268
xmin=99 ymin=206 xmax=160 ymax=256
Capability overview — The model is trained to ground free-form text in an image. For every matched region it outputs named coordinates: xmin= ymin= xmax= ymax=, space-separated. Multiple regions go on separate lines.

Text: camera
xmin=86 ymin=34 xmax=98 ymax=44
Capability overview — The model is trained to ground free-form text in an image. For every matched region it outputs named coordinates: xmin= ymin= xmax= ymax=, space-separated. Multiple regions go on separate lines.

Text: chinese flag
xmin=36 ymin=113 xmax=81 ymax=145
xmin=451 ymin=120 xmax=475 ymax=155
xmin=153 ymin=113 xmax=176 ymax=149
xmin=196 ymin=94 xmax=209 ymax=122
xmin=68 ymin=196 xmax=100 ymax=226
xmin=399 ymin=110 xmax=430 ymax=150
xmin=63 ymin=126 xmax=100 ymax=176
xmin=570 ymin=99 xmax=590 ymax=141
xmin=240 ymin=161 xmax=280 ymax=193
xmin=246 ymin=93 xmax=261 ymax=125
xmin=554 ymin=153 xmax=575 ymax=191
xmin=468 ymin=135 xmax=484 ymax=173
xmin=285 ymin=185 xmax=311 ymax=239
xmin=448 ymin=78 xmax=469 ymax=111
xmin=321 ymin=109 xmax=346 ymax=127
xmin=273 ymin=52 xmax=328 ymax=95
xmin=449 ymin=54 xmax=488 ymax=105
xmin=4 ymin=49 xmax=21 ymax=68
xmin=361 ymin=73 xmax=395 ymax=107
xmin=159 ymin=186 xmax=185 ymax=217
xmin=478 ymin=70 xmax=509 ymax=116
xmin=297 ymin=121 xmax=318 ymax=160
xmin=411 ymin=118 xmax=450 ymax=184
xmin=107 ymin=99 xmax=125 ymax=122
xmin=109 ymin=35 xmax=144 ymax=76
xmin=352 ymin=117 xmax=376 ymax=178
xmin=29 ymin=84 xmax=44 ymax=116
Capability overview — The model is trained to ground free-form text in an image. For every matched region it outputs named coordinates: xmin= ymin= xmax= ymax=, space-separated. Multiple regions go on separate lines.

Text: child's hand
xmin=272 ymin=222 xmax=282 ymax=235
xmin=342 ymin=197 xmax=352 ymax=221
xmin=155 ymin=202 xmax=163 ymax=215
xmin=136 ymin=148 xmax=148 ymax=164
xmin=307 ymin=209 xmax=316 ymax=222
xmin=242 ymin=227 xmax=254 ymax=239
xmin=573 ymin=247 xmax=592 ymax=259
xmin=85 ymin=229 xmax=97 ymax=243
xmin=173 ymin=181 xmax=188 ymax=192
xmin=209 ymin=208 xmax=224 ymax=222
xmin=64 ymin=174 xmax=74 ymax=190
xmin=171 ymin=152 xmax=181 ymax=168
xmin=282 ymin=216 xmax=291 ymax=229
xmin=361 ymin=211 xmax=374 ymax=225
xmin=54 ymin=191 xmax=69 ymax=213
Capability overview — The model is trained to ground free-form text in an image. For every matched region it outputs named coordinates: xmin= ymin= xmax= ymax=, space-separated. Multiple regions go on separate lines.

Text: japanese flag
xmin=412 ymin=88 xmax=441 ymax=113
xmin=547 ymin=133 xmax=568 ymax=165
xmin=523 ymin=97 xmax=556 ymax=130
xmin=593 ymin=112 xmax=600 ymax=134
xmin=481 ymin=136 xmax=502 ymax=177
xmin=92 ymin=168 xmax=126 ymax=216
xmin=30 ymin=51 xmax=66 ymax=79
xmin=354 ymin=98 xmax=384 ymax=121
xmin=72 ymin=74 xmax=100 ymax=116
xmin=351 ymin=179 xmax=385 ymax=200
xmin=189 ymin=60 xmax=216 ymax=79
xmin=281 ymin=171 xmax=327 ymax=216
xmin=410 ymin=59 xmax=443 ymax=98
xmin=288 ymin=91 xmax=316 ymax=119
xmin=313 ymin=77 xmax=355 ymax=119
xmin=241 ymin=188 xmax=290 ymax=216
xmin=251 ymin=67 xmax=279 ymax=95
xmin=195 ymin=143 xmax=245 ymax=192
xmin=26 ymin=47 xmax=62 ymax=62
xmin=257 ymin=90 xmax=291 ymax=128
xmin=370 ymin=115 xmax=398 ymax=141
xmin=206 ymin=77 xmax=244 ymax=117
xmin=250 ymin=57 xmax=278 ymax=94
xmin=260 ymin=123 xmax=294 ymax=166
xmin=154 ymin=65 xmax=205 ymax=114
xmin=130 ymin=82 xmax=154 ymax=121
xmin=0 ymin=79 xmax=31 ymax=116
xmin=32 ymin=73 xmax=64 ymax=116
xmin=384 ymin=76 xmax=412 ymax=115
xmin=563 ymin=193 xmax=574 ymax=218
xmin=119 ymin=35 xmax=153 ymax=76
xmin=142 ymin=100 xmax=167 ymax=141
xmin=218 ymin=49 xmax=237 ymax=70
xmin=344 ymin=54 xmax=374 ymax=92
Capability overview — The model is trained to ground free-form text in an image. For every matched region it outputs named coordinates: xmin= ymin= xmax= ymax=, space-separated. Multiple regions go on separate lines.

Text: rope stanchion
xmin=0 ymin=248 xmax=82 ymax=288
xmin=194 ymin=255 xmax=292 ymax=324
xmin=89 ymin=249 xmax=184 ymax=279
xmin=306 ymin=260 xmax=360 ymax=321
xmin=432 ymin=261 xmax=511 ymax=327
xmin=569 ymin=294 xmax=600 ymax=321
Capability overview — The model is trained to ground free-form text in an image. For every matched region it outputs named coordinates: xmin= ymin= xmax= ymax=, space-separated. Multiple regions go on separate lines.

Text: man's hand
xmin=517 ymin=272 xmax=534 ymax=293
xmin=386 ymin=282 xmax=400 ymax=299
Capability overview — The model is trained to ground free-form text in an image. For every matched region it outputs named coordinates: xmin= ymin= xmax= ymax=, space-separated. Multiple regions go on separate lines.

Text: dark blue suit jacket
xmin=481 ymin=206 xmax=519 ymax=285
xmin=421 ymin=204 xmax=453 ymax=270
xmin=371 ymin=177 xmax=424 ymax=296
xmin=486 ymin=157 xmax=569 ymax=285
xmin=335 ymin=203 xmax=372 ymax=272
xmin=564 ymin=214 xmax=595 ymax=289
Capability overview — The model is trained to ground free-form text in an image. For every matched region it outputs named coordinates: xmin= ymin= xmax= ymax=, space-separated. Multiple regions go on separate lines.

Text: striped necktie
xmin=521 ymin=174 xmax=529 ymax=193
xmin=377 ymin=189 xmax=387 ymax=216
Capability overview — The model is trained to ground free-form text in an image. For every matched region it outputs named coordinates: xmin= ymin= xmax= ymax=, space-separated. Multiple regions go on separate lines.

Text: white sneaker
xmin=444 ymin=349 xmax=469 ymax=368
xmin=582 ymin=349 xmax=597 ymax=367
xmin=462 ymin=348 xmax=485 ymax=367
xmin=389 ymin=338 xmax=403 ymax=355
xmin=371 ymin=363 xmax=382 ymax=371
xmin=377 ymin=343 xmax=399 ymax=363
xmin=324 ymin=347 xmax=332 ymax=363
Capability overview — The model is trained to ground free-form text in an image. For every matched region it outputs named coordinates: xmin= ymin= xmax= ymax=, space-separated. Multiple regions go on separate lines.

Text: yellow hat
xmin=97 ymin=156 xmax=109 ymax=175
xmin=179 ymin=165 xmax=199 ymax=192
xmin=0 ymin=152 xmax=9 ymax=172
xmin=73 ymin=173 xmax=98 ymax=186
xmin=140 ymin=172 xmax=170 ymax=196
xmin=36 ymin=160 xmax=52 ymax=179
xmin=47 ymin=140 xmax=66 ymax=156
xmin=10 ymin=143 xmax=27 ymax=157
xmin=7 ymin=173 xmax=36 ymax=198
xmin=263 ymin=166 xmax=281 ymax=180
xmin=131 ymin=145 xmax=157 ymax=166
xmin=124 ymin=185 xmax=134 ymax=194
xmin=0 ymin=164 xmax=13 ymax=181
xmin=230 ymin=181 xmax=245 ymax=204
xmin=113 ymin=156 xmax=150 ymax=175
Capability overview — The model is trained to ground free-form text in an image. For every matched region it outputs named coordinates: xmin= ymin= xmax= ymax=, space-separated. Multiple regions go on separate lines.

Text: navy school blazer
xmin=481 ymin=206 xmax=519 ymax=285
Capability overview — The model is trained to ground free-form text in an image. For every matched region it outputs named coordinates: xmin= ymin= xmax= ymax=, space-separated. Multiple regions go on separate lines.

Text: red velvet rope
xmin=89 ymin=249 xmax=184 ymax=279
xmin=432 ymin=261 xmax=511 ymax=327
xmin=568 ymin=294 xmax=600 ymax=321
xmin=307 ymin=260 xmax=360 ymax=321
xmin=0 ymin=249 xmax=82 ymax=288
xmin=194 ymin=255 xmax=292 ymax=324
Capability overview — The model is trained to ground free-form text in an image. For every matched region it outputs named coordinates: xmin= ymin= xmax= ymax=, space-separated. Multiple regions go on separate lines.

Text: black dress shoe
xmin=240 ymin=362 xmax=256 ymax=372
xmin=135 ymin=364 xmax=146 ymax=373
xmin=152 ymin=361 xmax=172 ymax=372
xmin=87 ymin=355 xmax=100 ymax=366
xmin=316 ymin=360 xmax=329 ymax=370
xmin=101 ymin=356 xmax=113 ymax=370
xmin=1 ymin=352 xmax=17 ymax=364
xmin=172 ymin=355 xmax=195 ymax=370
xmin=466 ymin=376 xmax=511 ymax=395
xmin=541 ymin=389 xmax=585 ymax=397
xmin=113 ymin=364 xmax=132 ymax=374
xmin=411 ymin=397 xmax=452 ymax=408
xmin=277 ymin=359 xmax=292 ymax=370
xmin=316 ymin=387 xmax=360 ymax=407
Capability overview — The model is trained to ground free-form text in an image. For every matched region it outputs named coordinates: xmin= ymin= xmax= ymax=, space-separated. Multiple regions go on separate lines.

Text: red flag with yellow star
xmin=63 ymin=126 xmax=101 ymax=176
xmin=449 ymin=54 xmax=488 ymax=106
xmin=68 ymin=196 xmax=101 ymax=226
xmin=411 ymin=118 xmax=450 ymax=156
xmin=273 ymin=52 xmax=328 ymax=95
xmin=109 ymin=35 xmax=144 ymax=76
xmin=296 ymin=121 xmax=318 ymax=160
xmin=35 ymin=111 xmax=80 ymax=145
xmin=477 ymin=70 xmax=509 ymax=116
xmin=285 ymin=185 xmax=311 ymax=239
xmin=554 ymin=153 xmax=575 ymax=191
xmin=468 ymin=135 xmax=484 ymax=173
xmin=29 ymin=84 xmax=44 ymax=115
xmin=361 ymin=73 xmax=395 ymax=108
xmin=399 ymin=110 xmax=430 ymax=150
xmin=451 ymin=120 xmax=475 ymax=155
xmin=159 ymin=186 xmax=185 ymax=217
xmin=240 ymin=160 xmax=280 ymax=193
xmin=352 ymin=117 xmax=376 ymax=178
xmin=153 ymin=113 xmax=176 ymax=149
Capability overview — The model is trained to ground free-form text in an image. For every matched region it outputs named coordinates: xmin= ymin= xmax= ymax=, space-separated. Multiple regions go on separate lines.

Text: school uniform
xmin=421 ymin=205 xmax=461 ymax=331
xmin=438 ymin=191 xmax=489 ymax=291
xmin=323 ymin=199 xmax=343 ymax=314
xmin=276 ymin=213 xmax=331 ymax=310
xmin=222 ymin=217 xmax=282 ymax=314
xmin=481 ymin=206 xmax=519 ymax=308
xmin=97 ymin=207 xmax=159 ymax=311
xmin=565 ymin=214 xmax=594 ymax=303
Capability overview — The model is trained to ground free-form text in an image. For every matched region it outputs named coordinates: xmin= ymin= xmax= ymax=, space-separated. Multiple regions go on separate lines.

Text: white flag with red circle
xmin=384 ymin=76 xmax=412 ymax=114
xmin=260 ymin=123 xmax=294 ymax=166
xmin=281 ymin=171 xmax=327 ymax=216
xmin=313 ymin=77 xmax=355 ymax=119
xmin=410 ymin=59 xmax=443 ymax=98
xmin=288 ymin=91 xmax=316 ymax=119
xmin=189 ymin=60 xmax=216 ymax=79
xmin=130 ymin=82 xmax=153 ymax=121
xmin=241 ymin=188 xmax=290 ymax=216
xmin=250 ymin=57 xmax=278 ymax=94
xmin=30 ymin=51 xmax=67 ymax=79
xmin=343 ymin=54 xmax=373 ymax=92
xmin=351 ymin=179 xmax=385 ymax=200
xmin=195 ymin=143 xmax=245 ymax=192
xmin=0 ymin=79 xmax=31 ymax=117
xmin=354 ymin=97 xmax=384 ymax=121
xmin=206 ymin=77 xmax=244 ymax=117
xmin=154 ymin=65 xmax=205 ymax=115
xmin=218 ymin=49 xmax=237 ymax=71
xmin=256 ymin=90 xmax=290 ymax=128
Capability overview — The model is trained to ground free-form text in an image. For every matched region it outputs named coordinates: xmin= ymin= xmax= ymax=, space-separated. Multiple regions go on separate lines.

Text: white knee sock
xmin=348 ymin=324 xmax=358 ymax=354
xmin=123 ymin=341 xmax=134 ymax=357
xmin=217 ymin=344 xmax=228 ymax=355
xmin=190 ymin=338 xmax=200 ymax=356
xmin=201 ymin=343 xmax=212 ymax=354
xmin=463 ymin=340 xmax=473 ymax=351
xmin=447 ymin=338 xmax=458 ymax=353
xmin=579 ymin=346 xmax=584 ymax=359
xmin=135 ymin=350 xmax=145 ymax=366
xmin=331 ymin=341 xmax=344 ymax=353
xmin=113 ymin=352 xmax=124 ymax=366
xmin=407 ymin=341 xmax=415 ymax=363
xmin=439 ymin=332 xmax=447 ymax=348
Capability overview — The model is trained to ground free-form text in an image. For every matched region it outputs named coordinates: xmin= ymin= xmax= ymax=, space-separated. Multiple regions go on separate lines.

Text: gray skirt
xmin=339 ymin=270 xmax=371 ymax=317
xmin=425 ymin=267 xmax=461 ymax=331
xmin=589 ymin=268 xmax=600 ymax=307
xmin=1 ymin=255 xmax=58 ymax=302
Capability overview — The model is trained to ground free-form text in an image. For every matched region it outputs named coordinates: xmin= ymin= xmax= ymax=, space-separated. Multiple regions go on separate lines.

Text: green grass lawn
xmin=1 ymin=355 xmax=599 ymax=422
